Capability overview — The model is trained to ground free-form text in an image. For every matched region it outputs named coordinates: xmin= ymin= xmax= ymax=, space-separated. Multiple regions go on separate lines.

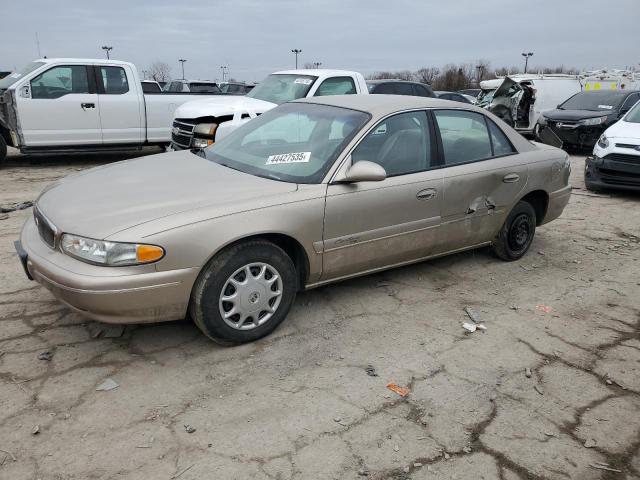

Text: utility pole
xmin=291 ymin=49 xmax=302 ymax=69
xmin=101 ymin=46 xmax=113 ymax=59
xmin=521 ymin=52 xmax=534 ymax=74
xmin=179 ymin=59 xmax=187 ymax=79
xmin=313 ymin=62 xmax=322 ymax=69
xmin=142 ymin=69 xmax=148 ymax=80
xmin=220 ymin=65 xmax=229 ymax=82
xmin=475 ymin=65 xmax=485 ymax=86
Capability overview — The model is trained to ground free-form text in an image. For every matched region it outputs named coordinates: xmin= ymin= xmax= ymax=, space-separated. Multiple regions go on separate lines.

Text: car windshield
xmin=476 ymin=89 xmax=496 ymax=107
xmin=624 ymin=101 xmax=640 ymax=123
xmin=560 ymin=92 xmax=627 ymax=111
xmin=0 ymin=61 xmax=45 ymax=91
xmin=246 ymin=74 xmax=317 ymax=105
xmin=204 ymin=102 xmax=370 ymax=184
xmin=189 ymin=82 xmax=221 ymax=93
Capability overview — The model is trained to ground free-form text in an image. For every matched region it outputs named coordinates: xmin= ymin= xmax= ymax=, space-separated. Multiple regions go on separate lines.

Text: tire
xmin=0 ymin=135 xmax=7 ymax=165
xmin=190 ymin=240 xmax=297 ymax=344
xmin=492 ymin=201 xmax=536 ymax=261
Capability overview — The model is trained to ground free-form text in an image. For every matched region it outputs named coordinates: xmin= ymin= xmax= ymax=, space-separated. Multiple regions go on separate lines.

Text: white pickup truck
xmin=171 ymin=69 xmax=369 ymax=149
xmin=0 ymin=58 xmax=223 ymax=163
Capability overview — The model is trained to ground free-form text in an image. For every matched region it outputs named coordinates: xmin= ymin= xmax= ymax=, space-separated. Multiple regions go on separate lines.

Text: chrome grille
xmin=171 ymin=119 xmax=196 ymax=149
xmin=34 ymin=207 xmax=57 ymax=249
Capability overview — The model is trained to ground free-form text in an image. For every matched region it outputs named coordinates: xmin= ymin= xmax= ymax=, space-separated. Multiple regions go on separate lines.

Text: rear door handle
xmin=81 ymin=103 xmax=95 ymax=109
xmin=416 ymin=188 xmax=437 ymax=200
xmin=503 ymin=173 xmax=520 ymax=183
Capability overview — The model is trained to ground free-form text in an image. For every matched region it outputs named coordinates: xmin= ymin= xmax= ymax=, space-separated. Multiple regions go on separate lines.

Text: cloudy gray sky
xmin=1 ymin=0 xmax=638 ymax=82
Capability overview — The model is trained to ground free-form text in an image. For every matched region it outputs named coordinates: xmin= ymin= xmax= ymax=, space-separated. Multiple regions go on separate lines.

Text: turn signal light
xmin=136 ymin=245 xmax=165 ymax=263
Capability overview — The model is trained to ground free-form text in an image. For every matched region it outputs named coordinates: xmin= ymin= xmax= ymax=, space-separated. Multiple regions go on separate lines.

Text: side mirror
xmin=20 ymin=85 xmax=31 ymax=98
xmin=337 ymin=160 xmax=386 ymax=183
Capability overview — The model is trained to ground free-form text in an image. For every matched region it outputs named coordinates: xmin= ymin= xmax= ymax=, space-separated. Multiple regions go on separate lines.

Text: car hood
xmin=36 ymin=150 xmax=297 ymax=240
xmin=543 ymin=109 xmax=614 ymax=122
xmin=173 ymin=95 xmax=276 ymax=119
xmin=603 ymin=119 xmax=640 ymax=139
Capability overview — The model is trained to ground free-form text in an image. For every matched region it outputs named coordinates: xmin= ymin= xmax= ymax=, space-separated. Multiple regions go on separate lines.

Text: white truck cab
xmin=0 ymin=58 xmax=222 ymax=163
xmin=171 ymin=69 xmax=369 ymax=149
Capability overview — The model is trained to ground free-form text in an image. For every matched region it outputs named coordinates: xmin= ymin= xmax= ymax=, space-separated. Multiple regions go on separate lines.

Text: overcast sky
xmin=1 ymin=0 xmax=639 ymax=82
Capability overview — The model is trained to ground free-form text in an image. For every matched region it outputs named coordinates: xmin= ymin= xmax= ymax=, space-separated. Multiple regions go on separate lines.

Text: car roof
xmin=273 ymin=69 xmax=358 ymax=76
xmin=293 ymin=94 xmax=475 ymax=117
xmin=366 ymin=79 xmax=421 ymax=84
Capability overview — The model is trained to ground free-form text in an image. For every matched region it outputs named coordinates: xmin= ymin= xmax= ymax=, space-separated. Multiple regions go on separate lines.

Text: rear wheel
xmin=492 ymin=201 xmax=536 ymax=261
xmin=190 ymin=240 xmax=297 ymax=344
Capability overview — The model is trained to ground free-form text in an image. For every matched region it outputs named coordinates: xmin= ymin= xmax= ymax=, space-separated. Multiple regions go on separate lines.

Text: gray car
xmin=16 ymin=95 xmax=571 ymax=343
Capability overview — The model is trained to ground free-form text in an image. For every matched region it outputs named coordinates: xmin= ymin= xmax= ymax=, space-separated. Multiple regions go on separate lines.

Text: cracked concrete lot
xmin=1 ymin=149 xmax=639 ymax=479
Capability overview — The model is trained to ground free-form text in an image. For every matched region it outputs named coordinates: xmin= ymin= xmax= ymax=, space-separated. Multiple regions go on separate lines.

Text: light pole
xmin=101 ymin=46 xmax=113 ymax=59
xmin=178 ymin=59 xmax=187 ymax=79
xmin=313 ymin=62 xmax=322 ymax=69
xmin=521 ymin=52 xmax=534 ymax=73
xmin=475 ymin=65 xmax=485 ymax=86
xmin=220 ymin=65 xmax=229 ymax=82
xmin=291 ymin=49 xmax=302 ymax=69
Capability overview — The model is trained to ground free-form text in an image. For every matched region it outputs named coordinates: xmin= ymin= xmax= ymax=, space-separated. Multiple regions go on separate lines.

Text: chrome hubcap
xmin=219 ymin=263 xmax=283 ymax=330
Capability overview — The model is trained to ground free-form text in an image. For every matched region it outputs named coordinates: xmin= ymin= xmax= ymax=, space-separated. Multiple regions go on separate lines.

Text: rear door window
xmin=31 ymin=65 xmax=90 ymax=99
xmin=487 ymin=119 xmax=516 ymax=156
xmin=314 ymin=76 xmax=357 ymax=96
xmin=413 ymin=84 xmax=431 ymax=97
xmin=99 ymin=66 xmax=129 ymax=94
xmin=434 ymin=110 xmax=492 ymax=165
xmin=372 ymin=83 xmax=395 ymax=94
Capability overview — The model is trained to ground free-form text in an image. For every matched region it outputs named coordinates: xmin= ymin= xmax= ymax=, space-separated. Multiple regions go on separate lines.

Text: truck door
xmin=16 ymin=64 xmax=101 ymax=146
xmin=94 ymin=65 xmax=144 ymax=144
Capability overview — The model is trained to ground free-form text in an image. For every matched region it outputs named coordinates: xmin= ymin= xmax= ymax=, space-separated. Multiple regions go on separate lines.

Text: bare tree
xmin=149 ymin=62 xmax=172 ymax=83
xmin=415 ymin=67 xmax=440 ymax=84
xmin=367 ymin=70 xmax=414 ymax=81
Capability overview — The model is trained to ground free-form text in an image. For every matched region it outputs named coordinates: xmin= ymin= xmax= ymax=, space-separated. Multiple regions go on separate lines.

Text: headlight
xmin=61 ymin=234 xmax=164 ymax=266
xmin=193 ymin=123 xmax=218 ymax=135
xmin=192 ymin=122 xmax=218 ymax=148
xmin=597 ymin=134 xmax=609 ymax=149
xmin=581 ymin=116 xmax=607 ymax=126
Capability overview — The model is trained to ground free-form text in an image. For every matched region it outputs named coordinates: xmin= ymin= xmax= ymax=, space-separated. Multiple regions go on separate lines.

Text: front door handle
xmin=81 ymin=103 xmax=95 ymax=109
xmin=416 ymin=188 xmax=437 ymax=200
xmin=503 ymin=173 xmax=520 ymax=183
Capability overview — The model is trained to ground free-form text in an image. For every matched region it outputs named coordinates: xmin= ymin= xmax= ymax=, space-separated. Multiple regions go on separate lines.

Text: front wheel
xmin=492 ymin=201 xmax=536 ymax=261
xmin=190 ymin=240 xmax=297 ymax=344
xmin=0 ymin=135 xmax=7 ymax=165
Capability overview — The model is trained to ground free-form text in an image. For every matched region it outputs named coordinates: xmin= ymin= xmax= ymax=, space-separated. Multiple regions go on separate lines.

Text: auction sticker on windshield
xmin=294 ymin=78 xmax=313 ymax=85
xmin=266 ymin=152 xmax=311 ymax=165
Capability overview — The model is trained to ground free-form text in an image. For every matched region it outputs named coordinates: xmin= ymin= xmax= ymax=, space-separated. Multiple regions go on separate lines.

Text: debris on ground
xmin=0 ymin=213 xmax=8 ymax=221
xmin=37 ymin=351 xmax=53 ymax=361
xmin=534 ymin=385 xmax=544 ymax=395
xmin=403 ymin=466 xmax=410 ymax=473
xmin=386 ymin=383 xmax=410 ymax=397
xmin=589 ymin=463 xmax=622 ymax=473
xmin=0 ymin=201 xmax=33 ymax=213
xmin=171 ymin=463 xmax=195 ymax=479
xmin=365 ymin=365 xmax=378 ymax=377
xmin=525 ymin=368 xmax=532 ymax=378
xmin=184 ymin=424 xmax=196 ymax=434
xmin=510 ymin=305 xmax=520 ymax=311
xmin=443 ymin=452 xmax=451 ymax=460
xmin=584 ymin=438 xmax=597 ymax=448
xmin=32 ymin=425 xmax=40 ymax=435
xmin=0 ymin=449 xmax=16 ymax=462
xmin=462 ymin=446 xmax=472 ymax=454
xmin=393 ymin=444 xmax=400 ymax=452
xmin=95 ymin=378 xmax=119 ymax=392
xmin=414 ymin=462 xmax=423 ymax=467
xmin=462 ymin=322 xmax=487 ymax=333
xmin=333 ymin=417 xmax=342 ymax=423
xmin=535 ymin=304 xmax=553 ymax=313
xmin=357 ymin=468 xmax=369 ymax=476
xmin=464 ymin=306 xmax=481 ymax=323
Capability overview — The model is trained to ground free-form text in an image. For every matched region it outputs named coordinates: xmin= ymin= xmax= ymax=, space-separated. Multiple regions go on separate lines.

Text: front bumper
xmin=18 ymin=217 xmax=199 ymax=324
xmin=585 ymin=154 xmax=640 ymax=192
xmin=541 ymin=124 xmax=605 ymax=149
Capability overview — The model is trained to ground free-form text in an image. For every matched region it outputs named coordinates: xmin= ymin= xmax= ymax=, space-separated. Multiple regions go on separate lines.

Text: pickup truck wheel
xmin=0 ymin=136 xmax=7 ymax=165
xmin=492 ymin=201 xmax=536 ymax=261
xmin=190 ymin=240 xmax=297 ymax=344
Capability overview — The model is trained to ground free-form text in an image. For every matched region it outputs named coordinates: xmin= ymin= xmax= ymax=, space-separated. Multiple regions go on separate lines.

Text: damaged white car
xmin=477 ymin=75 xmax=581 ymax=135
